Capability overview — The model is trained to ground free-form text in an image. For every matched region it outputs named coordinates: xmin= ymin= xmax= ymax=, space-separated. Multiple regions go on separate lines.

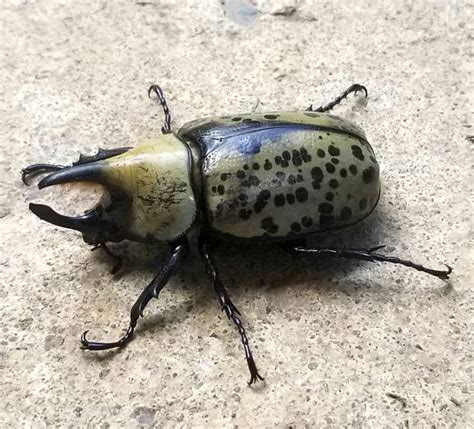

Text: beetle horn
xmin=29 ymin=203 xmax=102 ymax=236
xmin=37 ymin=162 xmax=106 ymax=189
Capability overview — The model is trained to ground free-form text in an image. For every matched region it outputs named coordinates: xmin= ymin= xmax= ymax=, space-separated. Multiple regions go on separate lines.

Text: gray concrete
xmin=1 ymin=0 xmax=472 ymax=427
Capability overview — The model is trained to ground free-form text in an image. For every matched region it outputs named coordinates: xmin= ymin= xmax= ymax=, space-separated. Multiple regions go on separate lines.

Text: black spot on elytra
xmin=275 ymin=155 xmax=282 ymax=165
xmin=340 ymin=206 xmax=352 ymax=221
xmin=325 ymin=192 xmax=334 ymax=201
xmin=287 ymin=175 xmax=296 ymax=185
xmin=318 ymin=136 xmax=323 ymax=140
xmin=351 ymin=145 xmax=365 ymax=161
xmin=264 ymin=159 xmax=272 ymax=170
xmin=253 ymin=189 xmax=271 ymax=214
xmin=274 ymin=194 xmax=285 ymax=207
xmin=349 ymin=164 xmax=358 ymax=175
xmin=331 ymin=158 xmax=339 ymax=164
xmin=311 ymin=167 xmax=324 ymax=182
xmin=286 ymin=193 xmax=295 ymax=204
xmin=242 ymin=118 xmax=261 ymax=124
xmin=236 ymin=170 xmax=245 ymax=179
xmin=317 ymin=149 xmax=325 ymax=158
xmin=359 ymin=197 xmax=368 ymax=211
xmin=301 ymin=216 xmax=313 ymax=227
xmin=229 ymin=198 xmax=239 ymax=210
xmin=243 ymin=164 xmax=249 ymax=170
xmin=220 ymin=173 xmax=229 ymax=181
xmin=304 ymin=112 xmax=320 ymax=118
xmin=297 ymin=174 xmax=304 ymax=182
xmin=328 ymin=145 xmax=340 ymax=156
xmin=217 ymin=185 xmax=225 ymax=195
xmin=291 ymin=222 xmax=302 ymax=232
xmin=248 ymin=175 xmax=260 ymax=186
xmin=362 ymin=166 xmax=376 ymax=184
xmin=329 ymin=179 xmax=339 ymax=189
xmin=282 ymin=151 xmax=291 ymax=161
xmin=292 ymin=150 xmax=302 ymax=167
xmin=300 ymin=148 xmax=312 ymax=162
xmin=211 ymin=185 xmax=217 ymax=193
xmin=276 ymin=171 xmax=286 ymax=181
xmin=311 ymin=167 xmax=324 ymax=189
xmin=264 ymin=114 xmax=278 ymax=120
xmin=325 ymin=163 xmax=335 ymax=174
xmin=261 ymin=217 xmax=278 ymax=234
xmin=252 ymin=162 xmax=260 ymax=170
xmin=319 ymin=202 xmax=334 ymax=214
xmin=340 ymin=168 xmax=347 ymax=178
xmin=319 ymin=214 xmax=335 ymax=225
xmin=232 ymin=117 xmax=242 ymax=122
xmin=238 ymin=193 xmax=248 ymax=202
xmin=295 ymin=187 xmax=308 ymax=202
xmin=238 ymin=209 xmax=252 ymax=220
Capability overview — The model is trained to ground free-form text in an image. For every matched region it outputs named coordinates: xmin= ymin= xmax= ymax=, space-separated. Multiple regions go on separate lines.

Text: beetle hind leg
xmin=80 ymin=239 xmax=189 ymax=350
xmin=21 ymin=147 xmax=131 ymax=185
xmin=288 ymin=244 xmax=452 ymax=280
xmin=199 ymin=238 xmax=264 ymax=385
xmin=306 ymin=83 xmax=368 ymax=113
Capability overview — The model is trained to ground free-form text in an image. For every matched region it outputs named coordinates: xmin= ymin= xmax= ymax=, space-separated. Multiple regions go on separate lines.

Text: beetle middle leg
xmin=80 ymin=239 xmax=189 ymax=350
xmin=21 ymin=147 xmax=131 ymax=185
xmin=199 ymin=237 xmax=264 ymax=385
xmin=306 ymin=83 xmax=368 ymax=113
xmin=288 ymin=245 xmax=452 ymax=279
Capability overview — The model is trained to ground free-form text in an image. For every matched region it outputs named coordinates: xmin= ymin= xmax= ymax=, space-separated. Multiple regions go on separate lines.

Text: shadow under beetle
xmin=22 ymin=84 xmax=452 ymax=385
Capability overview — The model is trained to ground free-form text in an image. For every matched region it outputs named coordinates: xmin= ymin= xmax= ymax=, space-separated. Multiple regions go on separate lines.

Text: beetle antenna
xmin=148 ymin=84 xmax=172 ymax=134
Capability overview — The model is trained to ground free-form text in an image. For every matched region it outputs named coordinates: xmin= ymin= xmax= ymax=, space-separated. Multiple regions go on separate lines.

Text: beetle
xmin=22 ymin=84 xmax=451 ymax=385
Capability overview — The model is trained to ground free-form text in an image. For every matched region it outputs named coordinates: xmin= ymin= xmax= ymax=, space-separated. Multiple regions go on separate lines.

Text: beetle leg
xmin=199 ymin=238 xmax=264 ymax=385
xmin=289 ymin=245 xmax=452 ymax=280
xmin=80 ymin=239 xmax=189 ymax=350
xmin=306 ymin=83 xmax=368 ymax=113
xmin=21 ymin=147 xmax=131 ymax=185
xmin=148 ymin=84 xmax=172 ymax=134
xmin=91 ymin=242 xmax=123 ymax=275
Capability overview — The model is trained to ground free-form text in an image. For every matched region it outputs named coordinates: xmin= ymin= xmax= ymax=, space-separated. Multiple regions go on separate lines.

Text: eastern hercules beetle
xmin=22 ymin=84 xmax=451 ymax=385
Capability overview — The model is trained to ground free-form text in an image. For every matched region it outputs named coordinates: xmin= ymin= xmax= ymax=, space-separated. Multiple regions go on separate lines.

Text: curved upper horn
xmin=37 ymin=162 xmax=107 ymax=189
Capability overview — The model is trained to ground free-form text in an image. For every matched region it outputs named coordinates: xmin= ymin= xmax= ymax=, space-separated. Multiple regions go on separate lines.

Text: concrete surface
xmin=1 ymin=0 xmax=472 ymax=427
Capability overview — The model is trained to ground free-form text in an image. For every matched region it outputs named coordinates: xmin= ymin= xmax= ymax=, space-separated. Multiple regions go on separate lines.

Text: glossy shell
xmin=179 ymin=112 xmax=381 ymax=240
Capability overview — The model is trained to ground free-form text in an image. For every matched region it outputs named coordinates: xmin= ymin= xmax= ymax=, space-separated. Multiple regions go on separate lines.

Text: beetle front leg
xmin=80 ymin=239 xmax=189 ymax=350
xmin=91 ymin=242 xmax=123 ymax=275
xmin=288 ymin=245 xmax=452 ymax=280
xmin=21 ymin=147 xmax=131 ymax=185
xmin=306 ymin=83 xmax=368 ymax=113
xmin=199 ymin=238 xmax=264 ymax=385
xmin=148 ymin=84 xmax=172 ymax=134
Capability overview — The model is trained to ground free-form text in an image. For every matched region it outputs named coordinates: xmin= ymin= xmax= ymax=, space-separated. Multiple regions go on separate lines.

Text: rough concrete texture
xmin=1 ymin=0 xmax=472 ymax=427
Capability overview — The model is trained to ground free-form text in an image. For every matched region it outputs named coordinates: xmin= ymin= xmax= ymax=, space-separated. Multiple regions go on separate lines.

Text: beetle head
xmin=29 ymin=136 xmax=198 ymax=245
